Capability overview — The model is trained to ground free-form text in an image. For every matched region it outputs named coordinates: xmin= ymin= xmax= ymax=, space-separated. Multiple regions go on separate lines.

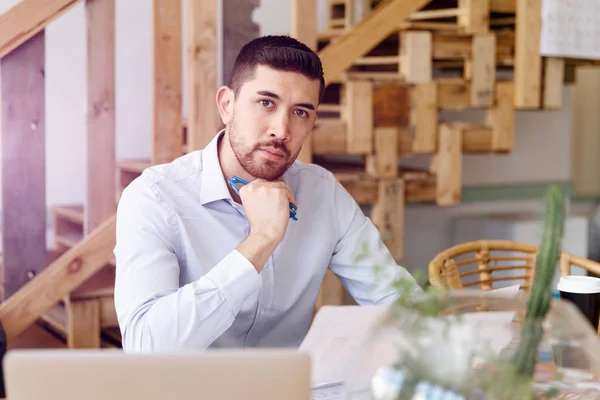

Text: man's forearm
xmin=117 ymin=250 xmax=261 ymax=352
xmin=236 ymin=232 xmax=279 ymax=273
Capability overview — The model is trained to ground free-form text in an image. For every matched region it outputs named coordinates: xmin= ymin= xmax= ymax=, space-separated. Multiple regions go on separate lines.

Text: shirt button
xmin=260 ymin=310 xmax=265 ymax=316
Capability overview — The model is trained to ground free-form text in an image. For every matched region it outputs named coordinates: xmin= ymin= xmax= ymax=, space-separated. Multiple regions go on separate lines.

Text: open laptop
xmin=3 ymin=348 xmax=311 ymax=400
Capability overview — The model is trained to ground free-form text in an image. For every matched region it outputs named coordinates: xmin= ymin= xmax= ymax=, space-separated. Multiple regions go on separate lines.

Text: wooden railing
xmin=0 ymin=0 xmax=81 ymax=58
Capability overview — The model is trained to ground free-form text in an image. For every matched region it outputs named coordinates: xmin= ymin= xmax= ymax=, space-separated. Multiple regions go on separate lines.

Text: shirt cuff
xmin=205 ymin=250 xmax=262 ymax=315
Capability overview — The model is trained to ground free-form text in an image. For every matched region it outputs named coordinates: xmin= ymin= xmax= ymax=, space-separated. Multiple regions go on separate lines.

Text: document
xmin=300 ymin=287 xmax=520 ymax=391
xmin=540 ymin=0 xmax=600 ymax=60
xmin=299 ymin=305 xmax=388 ymax=388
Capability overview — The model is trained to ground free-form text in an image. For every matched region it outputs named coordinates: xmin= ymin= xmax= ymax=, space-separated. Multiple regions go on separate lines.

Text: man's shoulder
xmin=288 ymin=160 xmax=339 ymax=187
xmin=123 ymin=151 xmax=205 ymax=199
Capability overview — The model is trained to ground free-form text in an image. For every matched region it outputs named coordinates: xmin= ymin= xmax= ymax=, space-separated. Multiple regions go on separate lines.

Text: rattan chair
xmin=428 ymin=240 xmax=600 ymax=291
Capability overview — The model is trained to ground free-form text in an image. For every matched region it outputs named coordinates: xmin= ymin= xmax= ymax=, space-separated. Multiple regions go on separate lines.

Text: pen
xmin=227 ymin=175 xmax=298 ymax=221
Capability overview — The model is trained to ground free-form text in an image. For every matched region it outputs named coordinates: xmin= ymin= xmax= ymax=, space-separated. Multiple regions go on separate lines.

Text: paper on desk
xmin=300 ymin=287 xmax=520 ymax=388
xmin=299 ymin=305 xmax=388 ymax=388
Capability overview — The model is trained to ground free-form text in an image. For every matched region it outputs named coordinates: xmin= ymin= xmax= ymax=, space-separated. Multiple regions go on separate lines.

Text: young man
xmin=113 ymin=35 xmax=420 ymax=352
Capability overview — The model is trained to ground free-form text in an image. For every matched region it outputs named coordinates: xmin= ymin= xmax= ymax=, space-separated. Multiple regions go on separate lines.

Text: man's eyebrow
xmin=256 ymin=90 xmax=316 ymax=111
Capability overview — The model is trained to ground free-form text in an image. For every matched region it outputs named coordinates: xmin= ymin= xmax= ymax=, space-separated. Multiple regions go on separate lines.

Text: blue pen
xmin=227 ymin=175 xmax=298 ymax=221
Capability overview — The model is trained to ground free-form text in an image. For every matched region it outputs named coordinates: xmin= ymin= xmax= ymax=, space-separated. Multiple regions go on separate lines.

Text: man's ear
xmin=216 ymin=86 xmax=234 ymax=125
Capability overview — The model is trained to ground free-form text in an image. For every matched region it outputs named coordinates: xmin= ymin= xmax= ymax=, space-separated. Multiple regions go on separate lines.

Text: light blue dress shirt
xmin=113 ymin=131 xmax=419 ymax=352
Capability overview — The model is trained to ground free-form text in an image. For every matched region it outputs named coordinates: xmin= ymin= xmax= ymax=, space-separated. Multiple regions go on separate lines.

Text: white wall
xmin=0 ymin=0 xmax=594 ymax=267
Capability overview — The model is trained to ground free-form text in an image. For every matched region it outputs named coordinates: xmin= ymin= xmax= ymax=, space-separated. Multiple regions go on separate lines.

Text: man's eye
xmin=260 ymin=100 xmax=273 ymax=107
xmin=295 ymin=109 xmax=308 ymax=118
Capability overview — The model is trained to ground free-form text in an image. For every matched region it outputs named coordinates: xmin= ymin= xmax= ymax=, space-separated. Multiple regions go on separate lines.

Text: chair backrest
xmin=429 ymin=240 xmax=600 ymax=291
xmin=428 ymin=240 xmax=539 ymax=291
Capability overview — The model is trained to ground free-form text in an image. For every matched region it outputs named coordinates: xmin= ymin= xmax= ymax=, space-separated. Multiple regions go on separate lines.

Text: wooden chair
xmin=428 ymin=240 xmax=600 ymax=291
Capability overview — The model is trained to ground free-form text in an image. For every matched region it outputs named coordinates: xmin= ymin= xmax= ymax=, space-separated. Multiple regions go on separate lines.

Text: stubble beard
xmin=228 ymin=112 xmax=301 ymax=181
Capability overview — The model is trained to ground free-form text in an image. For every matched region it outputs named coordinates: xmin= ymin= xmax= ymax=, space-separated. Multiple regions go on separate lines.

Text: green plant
xmin=511 ymin=185 xmax=565 ymax=377
xmin=354 ymin=184 xmax=567 ymax=399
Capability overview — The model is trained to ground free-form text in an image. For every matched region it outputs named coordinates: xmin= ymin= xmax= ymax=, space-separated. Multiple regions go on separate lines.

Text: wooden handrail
xmin=318 ymin=0 xmax=431 ymax=84
xmin=0 ymin=0 xmax=81 ymax=59
xmin=0 ymin=214 xmax=116 ymax=341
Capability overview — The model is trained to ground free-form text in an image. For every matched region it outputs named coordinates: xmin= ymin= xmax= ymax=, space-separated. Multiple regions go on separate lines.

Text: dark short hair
xmin=228 ymin=35 xmax=325 ymax=103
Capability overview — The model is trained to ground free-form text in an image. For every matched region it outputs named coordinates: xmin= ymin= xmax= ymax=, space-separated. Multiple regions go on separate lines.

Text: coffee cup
xmin=557 ymin=275 xmax=600 ymax=330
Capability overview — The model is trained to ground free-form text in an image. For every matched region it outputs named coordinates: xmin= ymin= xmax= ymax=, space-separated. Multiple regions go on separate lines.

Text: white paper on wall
xmin=540 ymin=0 xmax=600 ymax=60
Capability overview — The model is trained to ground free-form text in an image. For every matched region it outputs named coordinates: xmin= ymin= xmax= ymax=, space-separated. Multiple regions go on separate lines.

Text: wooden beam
xmin=371 ymin=179 xmax=404 ymax=259
xmin=470 ymin=34 xmax=496 ymax=107
xmin=411 ymin=82 xmax=438 ymax=153
xmin=458 ymin=0 xmax=490 ymax=34
xmin=486 ymin=81 xmax=515 ymax=152
xmin=400 ymin=31 xmax=432 ymax=84
xmin=431 ymin=123 xmax=462 ymax=206
xmin=542 ymin=57 xmax=564 ymax=109
xmin=318 ymin=0 xmax=431 ymax=84
xmin=0 ymin=215 xmax=116 ymax=341
xmin=373 ymin=85 xmax=410 ymax=128
xmin=0 ymin=32 xmax=47 ymax=300
xmin=86 ymin=0 xmax=116 ymax=235
xmin=187 ymin=0 xmax=220 ymax=151
xmin=490 ymin=0 xmax=515 ymax=13
xmin=292 ymin=0 xmax=317 ymax=164
xmin=312 ymin=120 xmax=346 ymax=154
xmin=514 ymin=0 xmax=541 ymax=108
xmin=438 ymin=79 xmax=471 ymax=110
xmin=0 ymin=0 xmax=80 ymax=59
xmin=346 ymin=80 xmax=374 ymax=153
xmin=366 ymin=128 xmax=399 ymax=179
xmin=153 ymin=0 xmax=183 ymax=165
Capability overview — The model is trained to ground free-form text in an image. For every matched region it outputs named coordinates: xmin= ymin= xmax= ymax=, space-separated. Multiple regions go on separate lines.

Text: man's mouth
xmin=259 ymin=147 xmax=286 ymax=160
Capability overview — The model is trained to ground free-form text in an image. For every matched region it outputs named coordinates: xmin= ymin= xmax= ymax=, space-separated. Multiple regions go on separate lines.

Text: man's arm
xmin=113 ymin=176 xmax=262 ymax=352
xmin=328 ymin=179 xmax=421 ymax=305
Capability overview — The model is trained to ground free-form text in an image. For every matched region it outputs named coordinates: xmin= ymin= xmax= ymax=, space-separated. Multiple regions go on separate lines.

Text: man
xmin=113 ymin=35 xmax=420 ymax=353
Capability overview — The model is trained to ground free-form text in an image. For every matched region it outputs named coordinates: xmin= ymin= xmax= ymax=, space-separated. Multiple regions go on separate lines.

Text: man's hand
xmin=235 ymin=179 xmax=297 ymax=272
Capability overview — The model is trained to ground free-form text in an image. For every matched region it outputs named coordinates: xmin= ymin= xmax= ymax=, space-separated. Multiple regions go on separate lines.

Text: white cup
xmin=557 ymin=275 xmax=600 ymax=294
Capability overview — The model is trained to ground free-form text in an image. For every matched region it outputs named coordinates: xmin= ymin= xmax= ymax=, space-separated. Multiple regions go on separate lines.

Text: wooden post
xmin=187 ymin=0 xmax=220 ymax=151
xmin=515 ymin=0 xmax=542 ymax=108
xmin=153 ymin=0 xmax=183 ymax=165
xmin=400 ymin=31 xmax=432 ymax=84
xmin=486 ymin=81 xmax=515 ymax=152
xmin=0 ymin=32 xmax=47 ymax=299
xmin=431 ymin=123 xmax=462 ymax=206
xmin=86 ymin=0 xmax=116 ymax=235
xmin=367 ymin=127 xmax=399 ymax=179
xmin=346 ymin=80 xmax=374 ymax=153
xmin=411 ymin=82 xmax=438 ymax=153
xmin=291 ymin=0 xmax=317 ymax=164
xmin=470 ymin=34 xmax=495 ymax=107
xmin=458 ymin=0 xmax=490 ymax=34
xmin=371 ymin=179 xmax=404 ymax=260
xmin=542 ymin=57 xmax=565 ymax=109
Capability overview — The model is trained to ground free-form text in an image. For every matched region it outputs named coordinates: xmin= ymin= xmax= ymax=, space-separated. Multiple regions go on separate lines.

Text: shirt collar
xmin=199 ymin=129 xmax=300 ymax=206
xmin=199 ymin=130 xmax=233 ymax=205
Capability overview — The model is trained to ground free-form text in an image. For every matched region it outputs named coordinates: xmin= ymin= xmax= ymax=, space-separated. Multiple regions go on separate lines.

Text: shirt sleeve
xmin=328 ymin=178 xmax=422 ymax=305
xmin=113 ymin=174 xmax=261 ymax=353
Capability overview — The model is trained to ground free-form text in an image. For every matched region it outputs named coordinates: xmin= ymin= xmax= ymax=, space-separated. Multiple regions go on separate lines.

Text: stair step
xmin=71 ymin=265 xmax=115 ymax=300
xmin=53 ymin=204 xmax=84 ymax=225
xmin=55 ymin=230 xmax=84 ymax=249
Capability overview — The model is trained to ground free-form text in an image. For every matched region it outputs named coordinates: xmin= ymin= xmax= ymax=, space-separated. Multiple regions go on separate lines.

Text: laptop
xmin=3 ymin=348 xmax=311 ymax=400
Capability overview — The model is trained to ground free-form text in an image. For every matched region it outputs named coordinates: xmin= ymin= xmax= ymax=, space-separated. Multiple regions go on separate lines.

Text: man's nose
xmin=269 ymin=111 xmax=291 ymax=140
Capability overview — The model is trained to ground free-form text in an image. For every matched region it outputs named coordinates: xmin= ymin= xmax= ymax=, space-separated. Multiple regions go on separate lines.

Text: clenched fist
xmin=235 ymin=179 xmax=297 ymax=272
xmin=239 ymin=179 xmax=297 ymax=246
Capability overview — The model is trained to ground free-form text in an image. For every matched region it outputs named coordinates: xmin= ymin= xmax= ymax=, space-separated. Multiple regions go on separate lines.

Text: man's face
xmin=226 ymin=65 xmax=320 ymax=180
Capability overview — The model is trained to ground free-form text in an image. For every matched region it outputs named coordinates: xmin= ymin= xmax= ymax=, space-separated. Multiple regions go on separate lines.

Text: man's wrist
xmin=236 ymin=232 xmax=279 ymax=272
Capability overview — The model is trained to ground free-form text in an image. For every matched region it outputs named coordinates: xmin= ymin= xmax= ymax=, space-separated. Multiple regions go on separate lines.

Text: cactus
xmin=511 ymin=185 xmax=565 ymax=377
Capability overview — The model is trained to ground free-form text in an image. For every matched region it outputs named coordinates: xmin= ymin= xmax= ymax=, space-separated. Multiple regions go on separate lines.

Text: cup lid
xmin=557 ymin=275 xmax=600 ymax=294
